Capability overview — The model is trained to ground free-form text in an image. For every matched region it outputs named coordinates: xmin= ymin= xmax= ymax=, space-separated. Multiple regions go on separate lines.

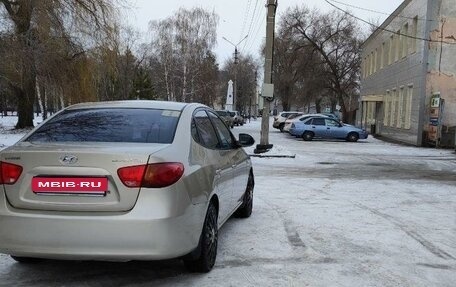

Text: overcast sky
xmin=125 ymin=0 xmax=404 ymax=64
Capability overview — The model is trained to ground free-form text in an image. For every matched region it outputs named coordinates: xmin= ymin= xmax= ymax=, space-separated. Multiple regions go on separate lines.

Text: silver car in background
xmin=0 ymin=101 xmax=255 ymax=273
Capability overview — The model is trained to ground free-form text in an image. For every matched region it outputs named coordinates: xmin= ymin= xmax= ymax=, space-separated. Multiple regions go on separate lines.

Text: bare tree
xmin=284 ymin=6 xmax=362 ymax=122
xmin=148 ymin=7 xmax=219 ymax=104
xmin=273 ymin=17 xmax=326 ymax=111
xmin=0 ymin=0 xmax=118 ymax=128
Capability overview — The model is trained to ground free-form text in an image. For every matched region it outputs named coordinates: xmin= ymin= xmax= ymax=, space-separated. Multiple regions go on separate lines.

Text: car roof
xmin=66 ymin=100 xmax=195 ymax=111
xmin=298 ymin=114 xmax=330 ymax=118
xmin=282 ymin=111 xmax=301 ymax=114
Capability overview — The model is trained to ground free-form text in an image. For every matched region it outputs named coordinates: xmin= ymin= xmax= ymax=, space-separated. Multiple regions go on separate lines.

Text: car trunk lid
xmin=1 ymin=142 xmax=168 ymax=212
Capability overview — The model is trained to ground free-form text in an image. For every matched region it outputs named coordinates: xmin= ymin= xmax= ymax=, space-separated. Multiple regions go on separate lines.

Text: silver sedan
xmin=0 ymin=101 xmax=255 ymax=273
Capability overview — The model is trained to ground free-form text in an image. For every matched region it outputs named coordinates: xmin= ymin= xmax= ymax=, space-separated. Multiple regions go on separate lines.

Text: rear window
xmin=287 ymin=114 xmax=301 ymax=120
xmin=216 ymin=111 xmax=229 ymax=117
xmin=25 ymin=108 xmax=181 ymax=144
xmin=312 ymin=118 xmax=326 ymax=126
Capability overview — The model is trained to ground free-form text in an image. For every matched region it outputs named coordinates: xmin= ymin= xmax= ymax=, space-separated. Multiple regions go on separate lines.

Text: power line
xmin=326 ymin=0 xmax=436 ymax=22
xmin=239 ymin=0 xmax=253 ymax=41
xmin=242 ymin=0 xmax=260 ymax=49
xmin=245 ymin=10 xmax=266 ymax=53
xmin=324 ymin=0 xmax=456 ymax=45
xmin=242 ymin=1 xmax=265 ymax=52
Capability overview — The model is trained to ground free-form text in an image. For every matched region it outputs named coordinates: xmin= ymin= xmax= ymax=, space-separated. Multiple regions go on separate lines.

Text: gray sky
xmin=125 ymin=0 xmax=404 ymax=64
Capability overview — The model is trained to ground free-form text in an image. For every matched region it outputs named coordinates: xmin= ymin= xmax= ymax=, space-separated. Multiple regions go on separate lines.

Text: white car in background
xmin=273 ymin=111 xmax=303 ymax=132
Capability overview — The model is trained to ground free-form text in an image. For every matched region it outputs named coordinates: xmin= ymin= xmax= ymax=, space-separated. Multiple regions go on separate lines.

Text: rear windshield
xmin=25 ymin=108 xmax=181 ymax=144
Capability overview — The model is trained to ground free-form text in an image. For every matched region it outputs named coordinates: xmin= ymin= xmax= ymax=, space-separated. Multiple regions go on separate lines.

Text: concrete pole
xmin=256 ymin=0 xmax=277 ymax=152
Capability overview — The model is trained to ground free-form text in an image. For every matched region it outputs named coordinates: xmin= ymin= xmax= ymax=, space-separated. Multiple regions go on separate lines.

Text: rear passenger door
xmin=193 ymin=110 xmax=233 ymax=222
xmin=207 ymin=111 xmax=248 ymax=213
xmin=310 ymin=118 xmax=328 ymax=138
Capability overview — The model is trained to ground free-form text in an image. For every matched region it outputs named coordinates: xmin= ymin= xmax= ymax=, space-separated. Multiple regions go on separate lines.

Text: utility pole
xmin=255 ymin=0 xmax=277 ymax=153
xmin=222 ymin=35 xmax=248 ymax=111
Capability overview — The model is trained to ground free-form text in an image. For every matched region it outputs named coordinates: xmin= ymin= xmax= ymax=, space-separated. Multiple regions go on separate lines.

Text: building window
xmin=370 ymin=51 xmax=374 ymax=75
xmin=411 ymin=16 xmax=418 ymax=53
xmin=390 ymin=89 xmax=397 ymax=127
xmin=380 ymin=42 xmax=385 ymax=69
xmin=384 ymin=41 xmax=389 ymax=67
xmin=397 ymin=87 xmax=404 ymax=128
xmin=374 ymin=49 xmax=378 ymax=73
xmin=405 ymin=86 xmax=413 ymax=129
xmin=402 ymin=23 xmax=408 ymax=58
xmin=389 ymin=35 xmax=394 ymax=65
xmin=396 ymin=30 xmax=401 ymax=62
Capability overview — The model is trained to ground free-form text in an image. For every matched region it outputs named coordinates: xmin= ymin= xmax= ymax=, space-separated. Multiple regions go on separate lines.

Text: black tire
xmin=234 ymin=172 xmax=254 ymax=218
xmin=183 ymin=203 xmax=218 ymax=273
xmin=347 ymin=132 xmax=359 ymax=142
xmin=279 ymin=123 xmax=285 ymax=132
xmin=10 ymin=256 xmax=42 ymax=264
xmin=302 ymin=131 xmax=314 ymax=141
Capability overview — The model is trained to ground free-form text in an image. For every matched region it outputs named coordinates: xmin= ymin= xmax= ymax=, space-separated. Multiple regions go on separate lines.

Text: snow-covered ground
xmin=0 ymin=115 xmax=43 ymax=150
xmin=1 ymin=117 xmax=455 ymax=287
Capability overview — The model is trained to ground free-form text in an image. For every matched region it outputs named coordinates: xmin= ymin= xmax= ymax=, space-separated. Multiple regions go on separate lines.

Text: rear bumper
xmin=0 ymin=190 xmax=206 ymax=261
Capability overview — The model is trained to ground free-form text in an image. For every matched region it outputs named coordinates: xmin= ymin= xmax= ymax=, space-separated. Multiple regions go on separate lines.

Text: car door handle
xmin=312 ymin=126 xmax=316 ymax=128
xmin=327 ymin=127 xmax=330 ymax=130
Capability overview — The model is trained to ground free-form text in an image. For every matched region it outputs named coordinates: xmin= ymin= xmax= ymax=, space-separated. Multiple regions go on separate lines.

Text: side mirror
xmin=238 ymin=133 xmax=255 ymax=147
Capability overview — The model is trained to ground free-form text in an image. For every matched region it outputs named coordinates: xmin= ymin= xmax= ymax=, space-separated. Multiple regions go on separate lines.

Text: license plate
xmin=32 ymin=177 xmax=108 ymax=195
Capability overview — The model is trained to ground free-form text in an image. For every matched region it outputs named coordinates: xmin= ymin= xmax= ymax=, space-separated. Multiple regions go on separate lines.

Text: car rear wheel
xmin=234 ymin=172 xmax=254 ymax=218
xmin=10 ymin=256 xmax=42 ymax=264
xmin=347 ymin=132 xmax=359 ymax=142
xmin=279 ymin=123 xmax=285 ymax=132
xmin=302 ymin=131 xmax=314 ymax=141
xmin=183 ymin=203 xmax=218 ymax=273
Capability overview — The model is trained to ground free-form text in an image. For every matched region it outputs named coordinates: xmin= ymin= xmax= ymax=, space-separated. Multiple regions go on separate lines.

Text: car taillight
xmin=0 ymin=161 xmax=23 ymax=185
xmin=117 ymin=163 xmax=184 ymax=188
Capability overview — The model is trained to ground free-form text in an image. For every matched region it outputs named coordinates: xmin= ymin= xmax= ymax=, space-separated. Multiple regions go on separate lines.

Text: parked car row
xmin=215 ymin=110 xmax=246 ymax=128
xmin=275 ymin=112 xmax=368 ymax=142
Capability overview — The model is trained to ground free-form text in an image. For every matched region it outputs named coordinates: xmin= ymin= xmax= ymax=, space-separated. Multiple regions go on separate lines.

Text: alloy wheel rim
xmin=205 ymin=209 xmax=217 ymax=265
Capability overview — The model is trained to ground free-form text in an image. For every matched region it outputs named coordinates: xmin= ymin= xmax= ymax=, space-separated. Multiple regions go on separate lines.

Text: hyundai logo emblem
xmin=59 ymin=155 xmax=78 ymax=165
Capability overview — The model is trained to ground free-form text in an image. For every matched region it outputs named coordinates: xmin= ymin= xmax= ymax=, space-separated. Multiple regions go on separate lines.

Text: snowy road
xmin=1 ymin=118 xmax=456 ymax=286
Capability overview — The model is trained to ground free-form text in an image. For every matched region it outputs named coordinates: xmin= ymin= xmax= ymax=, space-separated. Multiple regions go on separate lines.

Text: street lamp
xmin=222 ymin=35 xmax=248 ymax=111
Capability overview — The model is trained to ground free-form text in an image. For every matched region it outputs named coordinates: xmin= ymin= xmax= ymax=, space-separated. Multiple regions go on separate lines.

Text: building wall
xmin=360 ymin=0 xmax=430 ymax=145
xmin=361 ymin=0 xmax=456 ymax=147
xmin=424 ymin=0 xmax=456 ymax=147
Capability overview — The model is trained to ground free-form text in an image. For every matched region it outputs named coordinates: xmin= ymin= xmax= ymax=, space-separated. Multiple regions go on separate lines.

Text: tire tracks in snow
xmin=312 ymin=181 xmax=455 ymax=261
xmin=355 ymin=203 xmax=456 ymax=260
xmin=256 ymin=197 xmax=306 ymax=249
